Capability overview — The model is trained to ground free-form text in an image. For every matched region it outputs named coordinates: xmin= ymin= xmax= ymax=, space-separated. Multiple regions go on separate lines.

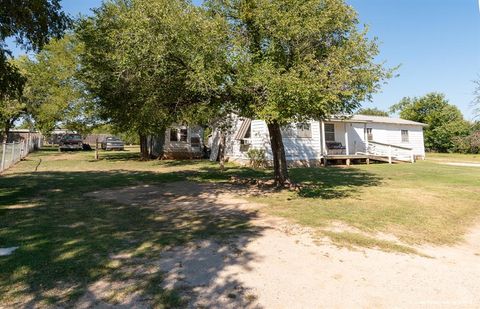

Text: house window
xmin=191 ymin=136 xmax=201 ymax=148
xmin=281 ymin=124 xmax=296 ymax=138
xmin=180 ymin=129 xmax=188 ymax=142
xmin=325 ymin=124 xmax=335 ymax=142
xmin=296 ymin=123 xmax=312 ymax=138
xmin=366 ymin=128 xmax=373 ymax=141
xmin=170 ymin=128 xmax=178 ymax=142
xmin=401 ymin=130 xmax=409 ymax=143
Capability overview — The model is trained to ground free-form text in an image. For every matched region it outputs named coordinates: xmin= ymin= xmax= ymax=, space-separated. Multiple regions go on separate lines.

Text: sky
xmin=7 ymin=0 xmax=480 ymax=119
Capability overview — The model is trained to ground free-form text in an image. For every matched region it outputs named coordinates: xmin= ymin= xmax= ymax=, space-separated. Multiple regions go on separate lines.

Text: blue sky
xmin=7 ymin=0 xmax=480 ymax=119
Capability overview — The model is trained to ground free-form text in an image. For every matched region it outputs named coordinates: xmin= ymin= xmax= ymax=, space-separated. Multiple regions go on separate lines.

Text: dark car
xmin=59 ymin=134 xmax=83 ymax=151
xmin=101 ymin=136 xmax=125 ymax=151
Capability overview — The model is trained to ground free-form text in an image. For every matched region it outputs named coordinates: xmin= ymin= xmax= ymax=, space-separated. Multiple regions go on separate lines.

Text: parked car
xmin=59 ymin=134 xmax=83 ymax=151
xmin=101 ymin=136 xmax=125 ymax=151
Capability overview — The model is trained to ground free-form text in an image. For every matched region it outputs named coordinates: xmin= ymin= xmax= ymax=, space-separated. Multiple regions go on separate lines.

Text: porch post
xmin=364 ymin=123 xmax=369 ymax=153
xmin=344 ymin=123 xmax=349 ymax=155
xmin=321 ymin=120 xmax=326 ymax=156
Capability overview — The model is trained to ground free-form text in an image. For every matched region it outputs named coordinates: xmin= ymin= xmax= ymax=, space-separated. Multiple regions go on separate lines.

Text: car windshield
xmin=64 ymin=135 xmax=81 ymax=140
xmin=106 ymin=137 xmax=120 ymax=141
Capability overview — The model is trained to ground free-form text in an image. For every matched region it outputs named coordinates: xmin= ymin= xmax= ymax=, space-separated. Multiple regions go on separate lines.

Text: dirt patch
xmin=85 ymin=181 xmax=480 ymax=308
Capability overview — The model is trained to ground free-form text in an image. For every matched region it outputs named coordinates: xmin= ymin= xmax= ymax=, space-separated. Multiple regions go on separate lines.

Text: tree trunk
xmin=3 ymin=120 xmax=11 ymax=143
xmin=267 ymin=121 xmax=290 ymax=187
xmin=139 ymin=134 xmax=149 ymax=160
xmin=218 ymin=131 xmax=226 ymax=171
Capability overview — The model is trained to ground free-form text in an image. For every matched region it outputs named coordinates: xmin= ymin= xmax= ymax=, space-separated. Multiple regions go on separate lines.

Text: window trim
xmin=169 ymin=128 xmax=178 ymax=142
xmin=401 ymin=129 xmax=409 ymax=143
xmin=324 ymin=123 xmax=335 ymax=142
xmin=366 ymin=128 xmax=373 ymax=141
xmin=296 ymin=123 xmax=312 ymax=139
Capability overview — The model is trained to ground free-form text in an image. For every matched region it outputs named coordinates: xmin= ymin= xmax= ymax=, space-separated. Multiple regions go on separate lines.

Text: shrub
xmin=246 ymin=148 xmax=267 ymax=168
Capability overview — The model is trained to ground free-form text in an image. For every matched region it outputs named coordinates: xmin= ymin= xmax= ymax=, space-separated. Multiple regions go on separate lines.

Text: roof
xmin=331 ymin=115 xmax=427 ymax=127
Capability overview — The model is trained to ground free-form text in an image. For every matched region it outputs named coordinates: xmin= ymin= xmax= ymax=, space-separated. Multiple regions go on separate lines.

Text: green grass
xmin=1 ymin=147 xmax=480 ymax=306
xmin=0 ymin=147 xmax=263 ymax=307
xmin=426 ymin=152 xmax=480 ymax=163
xmin=253 ymin=160 xmax=480 ymax=246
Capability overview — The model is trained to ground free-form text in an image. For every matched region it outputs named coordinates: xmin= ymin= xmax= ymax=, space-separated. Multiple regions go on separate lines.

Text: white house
xmin=216 ymin=115 xmax=426 ymax=166
xmin=159 ymin=125 xmax=204 ymax=159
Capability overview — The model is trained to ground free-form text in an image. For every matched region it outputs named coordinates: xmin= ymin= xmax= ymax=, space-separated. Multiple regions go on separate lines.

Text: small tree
xmin=207 ymin=0 xmax=391 ymax=186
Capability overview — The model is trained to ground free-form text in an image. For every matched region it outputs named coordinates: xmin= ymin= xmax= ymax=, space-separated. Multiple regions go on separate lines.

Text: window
xmin=296 ymin=123 xmax=312 ymax=138
xmin=281 ymin=124 xmax=296 ymax=138
xmin=190 ymin=136 xmax=201 ymax=148
xmin=325 ymin=124 xmax=335 ymax=142
xmin=366 ymin=128 xmax=373 ymax=141
xmin=170 ymin=128 xmax=178 ymax=142
xmin=401 ymin=130 xmax=409 ymax=143
xmin=180 ymin=129 xmax=188 ymax=142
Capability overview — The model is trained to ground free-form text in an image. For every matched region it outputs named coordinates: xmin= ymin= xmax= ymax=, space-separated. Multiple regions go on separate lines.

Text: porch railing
xmin=365 ymin=141 xmax=414 ymax=163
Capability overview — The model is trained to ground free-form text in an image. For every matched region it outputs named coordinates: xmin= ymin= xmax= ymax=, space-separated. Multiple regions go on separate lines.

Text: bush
xmin=452 ymin=131 xmax=480 ymax=154
xmin=246 ymin=148 xmax=267 ymax=168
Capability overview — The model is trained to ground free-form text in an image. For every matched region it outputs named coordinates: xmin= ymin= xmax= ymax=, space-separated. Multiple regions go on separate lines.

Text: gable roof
xmin=332 ymin=115 xmax=427 ymax=126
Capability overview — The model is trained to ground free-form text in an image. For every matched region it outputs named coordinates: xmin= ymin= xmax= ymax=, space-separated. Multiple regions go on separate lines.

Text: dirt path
xmin=85 ymin=182 xmax=480 ymax=308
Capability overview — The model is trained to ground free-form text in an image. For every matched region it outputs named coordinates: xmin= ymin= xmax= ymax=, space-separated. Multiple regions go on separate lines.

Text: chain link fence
xmin=0 ymin=135 xmax=43 ymax=173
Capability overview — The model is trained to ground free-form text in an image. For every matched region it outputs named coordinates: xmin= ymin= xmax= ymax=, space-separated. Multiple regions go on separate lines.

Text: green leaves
xmin=391 ymin=93 xmax=470 ymax=152
xmin=77 ymin=0 xmax=229 ymax=136
xmin=17 ymin=35 xmax=96 ymax=135
xmin=209 ymin=0 xmax=391 ymax=124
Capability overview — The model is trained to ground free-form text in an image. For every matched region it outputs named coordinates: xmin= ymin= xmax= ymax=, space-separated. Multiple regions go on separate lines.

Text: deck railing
xmin=366 ymin=141 xmax=414 ymax=163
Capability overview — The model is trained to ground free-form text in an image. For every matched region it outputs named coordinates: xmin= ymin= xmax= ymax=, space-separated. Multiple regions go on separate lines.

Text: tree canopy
xmin=17 ymin=34 xmax=96 ymax=135
xmin=356 ymin=107 xmax=389 ymax=117
xmin=390 ymin=93 xmax=470 ymax=152
xmin=206 ymin=0 xmax=391 ymax=185
xmin=0 ymin=0 xmax=70 ymax=138
xmin=78 ymin=0 xmax=228 ymax=158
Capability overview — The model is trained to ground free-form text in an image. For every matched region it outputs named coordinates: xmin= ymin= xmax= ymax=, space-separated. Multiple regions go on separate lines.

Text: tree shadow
xmin=0 ymin=170 xmax=264 ymax=308
xmin=290 ymin=167 xmax=382 ymax=199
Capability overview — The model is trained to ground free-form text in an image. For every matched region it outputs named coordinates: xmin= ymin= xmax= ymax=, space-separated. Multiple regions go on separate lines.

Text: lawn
xmin=1 ymin=147 xmax=479 ymax=306
xmin=426 ymin=152 xmax=480 ymax=163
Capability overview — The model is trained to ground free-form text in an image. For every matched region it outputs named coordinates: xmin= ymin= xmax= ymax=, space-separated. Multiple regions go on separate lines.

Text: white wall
xmin=366 ymin=123 xmax=425 ymax=157
xmin=225 ymin=119 xmax=321 ymax=162
xmin=164 ymin=125 xmax=203 ymax=154
xmin=225 ymin=118 xmax=426 ymax=161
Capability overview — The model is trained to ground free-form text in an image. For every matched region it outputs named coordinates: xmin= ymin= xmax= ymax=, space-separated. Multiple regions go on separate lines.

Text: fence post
xmin=388 ymin=145 xmax=392 ymax=164
xmin=1 ymin=141 xmax=6 ymax=171
xmin=11 ymin=142 xmax=15 ymax=163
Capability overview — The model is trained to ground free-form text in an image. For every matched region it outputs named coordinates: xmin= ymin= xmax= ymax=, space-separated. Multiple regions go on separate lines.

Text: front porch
xmin=319 ymin=119 xmax=415 ymax=165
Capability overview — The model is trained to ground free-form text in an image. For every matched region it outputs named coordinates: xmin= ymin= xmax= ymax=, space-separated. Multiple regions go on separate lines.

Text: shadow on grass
xmin=0 ymin=169 xmax=264 ymax=307
xmin=290 ymin=167 xmax=382 ymax=199
xmin=0 ymin=158 xmax=383 ymax=306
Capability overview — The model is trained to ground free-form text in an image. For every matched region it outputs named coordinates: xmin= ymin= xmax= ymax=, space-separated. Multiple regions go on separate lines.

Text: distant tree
xmin=207 ymin=0 xmax=392 ymax=186
xmin=18 ymin=34 xmax=97 ymax=135
xmin=390 ymin=93 xmax=470 ymax=152
xmin=0 ymin=0 xmax=70 ymax=139
xmin=474 ymin=79 xmax=480 ymax=118
xmin=0 ymin=59 xmax=25 ymax=140
xmin=356 ymin=107 xmax=389 ymax=117
xmin=78 ymin=0 xmax=228 ymax=159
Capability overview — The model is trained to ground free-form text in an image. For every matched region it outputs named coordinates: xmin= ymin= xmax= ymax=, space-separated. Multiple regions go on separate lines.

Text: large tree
xmin=390 ymin=92 xmax=470 ymax=152
xmin=207 ymin=0 xmax=391 ymax=186
xmin=0 ymin=0 xmax=70 ymax=138
xmin=17 ymin=34 xmax=97 ymax=135
xmin=78 ymin=0 xmax=228 ymax=159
